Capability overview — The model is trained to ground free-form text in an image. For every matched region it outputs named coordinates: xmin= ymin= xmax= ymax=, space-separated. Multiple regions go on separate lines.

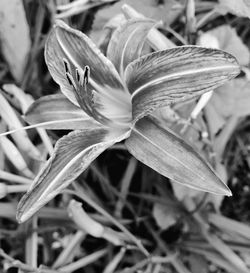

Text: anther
xmin=83 ymin=66 xmax=90 ymax=85
xmin=76 ymin=69 xmax=80 ymax=83
xmin=63 ymin=59 xmax=70 ymax=73
xmin=66 ymin=73 xmax=74 ymax=86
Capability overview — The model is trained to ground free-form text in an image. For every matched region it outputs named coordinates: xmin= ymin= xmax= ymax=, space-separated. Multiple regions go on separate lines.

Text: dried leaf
xmin=0 ymin=0 xmax=31 ymax=82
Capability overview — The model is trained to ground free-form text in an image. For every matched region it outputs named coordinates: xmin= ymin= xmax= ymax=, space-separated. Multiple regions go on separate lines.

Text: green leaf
xmin=45 ymin=20 xmax=131 ymax=127
xmin=125 ymin=117 xmax=231 ymax=195
xmin=25 ymin=94 xmax=101 ymax=130
xmin=17 ymin=128 xmax=129 ymax=223
xmin=107 ymin=18 xmax=157 ymax=78
xmin=125 ymin=46 xmax=240 ymax=122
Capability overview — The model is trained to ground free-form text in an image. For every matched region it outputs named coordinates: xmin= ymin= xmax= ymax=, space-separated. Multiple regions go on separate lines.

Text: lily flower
xmin=17 ymin=19 xmax=240 ymax=223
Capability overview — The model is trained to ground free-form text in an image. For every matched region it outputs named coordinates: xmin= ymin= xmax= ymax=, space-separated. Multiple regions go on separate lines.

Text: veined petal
xmin=107 ymin=18 xmax=157 ymax=78
xmin=125 ymin=46 xmax=240 ymax=122
xmin=17 ymin=128 xmax=129 ymax=223
xmin=45 ymin=20 xmax=131 ymax=127
xmin=25 ymin=94 xmax=102 ymax=130
xmin=125 ymin=117 xmax=231 ymax=196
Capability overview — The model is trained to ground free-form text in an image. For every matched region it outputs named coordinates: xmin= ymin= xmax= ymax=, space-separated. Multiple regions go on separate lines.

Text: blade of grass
xmin=69 ymin=183 xmax=150 ymax=257
xmin=25 ymin=215 xmax=38 ymax=268
xmin=56 ymin=1 xmax=116 ymax=19
xmin=115 ymin=157 xmax=137 ymax=218
xmin=90 ymin=165 xmax=136 ymax=217
xmin=184 ymin=198 xmax=250 ymax=273
xmin=181 ymin=238 xmax=250 ymax=254
xmin=185 ymin=246 xmax=239 ymax=273
xmin=57 ymin=249 xmax=108 ymax=272
xmin=21 ymin=2 xmax=46 ymax=91
xmin=53 ymin=230 xmax=86 ymax=268
xmin=57 ymin=0 xmax=88 ymax=11
xmin=152 ymin=263 xmax=161 ymax=273
xmin=208 ymin=213 xmax=250 ymax=240
xmin=102 ymin=247 xmax=126 ymax=273
xmin=0 ymin=170 xmax=32 ymax=184
xmin=185 ymin=0 xmax=197 ymax=43
xmin=0 ymin=91 xmax=41 ymax=159
xmin=0 ymin=184 xmax=30 ymax=199
xmin=120 ymin=255 xmax=177 ymax=273
xmin=145 ymin=221 xmax=192 ymax=273
xmin=0 ymin=136 xmax=34 ymax=178
xmin=0 ymin=248 xmax=37 ymax=272
xmin=214 ymin=115 xmax=240 ymax=159
xmin=0 ymin=202 xmax=68 ymax=221
xmin=3 ymin=84 xmax=54 ymax=156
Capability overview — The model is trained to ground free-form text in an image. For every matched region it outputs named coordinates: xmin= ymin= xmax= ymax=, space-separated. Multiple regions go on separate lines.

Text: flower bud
xmin=68 ymin=200 xmax=104 ymax=238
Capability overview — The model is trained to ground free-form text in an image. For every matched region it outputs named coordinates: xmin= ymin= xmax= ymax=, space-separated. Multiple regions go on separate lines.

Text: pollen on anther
xmin=66 ymin=73 xmax=73 ymax=86
xmin=83 ymin=66 xmax=90 ymax=85
xmin=76 ymin=69 xmax=80 ymax=83
xmin=63 ymin=59 xmax=70 ymax=73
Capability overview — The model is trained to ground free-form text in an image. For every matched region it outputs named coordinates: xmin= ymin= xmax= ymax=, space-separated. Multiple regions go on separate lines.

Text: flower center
xmin=63 ymin=59 xmax=132 ymax=129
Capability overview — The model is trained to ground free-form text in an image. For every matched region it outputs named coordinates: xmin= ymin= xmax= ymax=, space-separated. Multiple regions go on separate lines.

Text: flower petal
xmin=107 ymin=18 xmax=157 ymax=78
xmin=125 ymin=117 xmax=231 ymax=196
xmin=45 ymin=20 xmax=131 ymax=127
xmin=125 ymin=46 xmax=240 ymax=122
xmin=25 ymin=94 xmax=101 ymax=130
xmin=17 ymin=128 xmax=129 ymax=223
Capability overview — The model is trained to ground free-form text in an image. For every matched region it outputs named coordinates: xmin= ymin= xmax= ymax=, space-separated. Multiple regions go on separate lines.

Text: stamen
xmin=63 ymin=65 xmax=106 ymax=124
xmin=76 ymin=69 xmax=80 ymax=83
xmin=63 ymin=58 xmax=70 ymax=73
xmin=83 ymin=66 xmax=90 ymax=85
xmin=66 ymin=72 xmax=74 ymax=86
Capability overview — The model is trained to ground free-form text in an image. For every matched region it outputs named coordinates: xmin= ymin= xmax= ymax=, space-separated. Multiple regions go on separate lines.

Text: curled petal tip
xmin=16 ymin=214 xmax=24 ymax=224
xmin=16 ymin=208 xmax=28 ymax=224
xmin=226 ymin=188 xmax=233 ymax=197
xmin=216 ymin=183 xmax=232 ymax=197
xmin=16 ymin=195 xmax=33 ymax=224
